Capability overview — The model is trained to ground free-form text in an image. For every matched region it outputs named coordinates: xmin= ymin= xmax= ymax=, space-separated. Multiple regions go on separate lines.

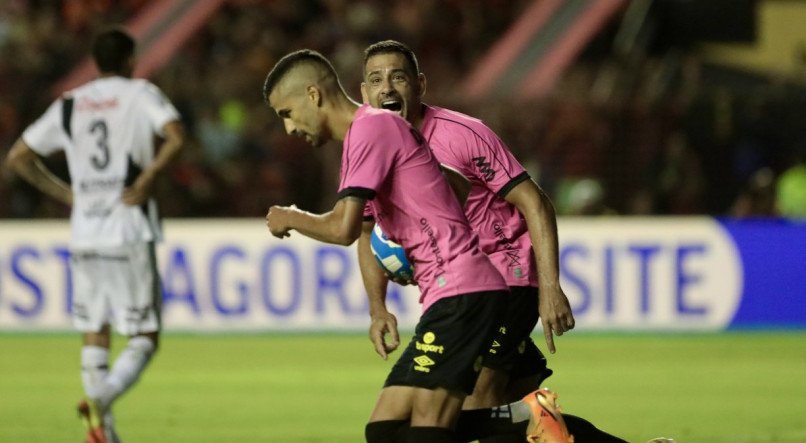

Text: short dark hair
xmin=262 ymin=49 xmax=338 ymax=102
xmin=92 ymin=27 xmax=135 ymax=73
xmin=363 ymin=40 xmax=420 ymax=78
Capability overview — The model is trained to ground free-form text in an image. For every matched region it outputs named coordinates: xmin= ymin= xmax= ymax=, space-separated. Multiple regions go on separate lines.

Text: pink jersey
xmin=420 ymin=105 xmax=538 ymax=287
xmin=339 ymin=105 xmax=507 ymax=312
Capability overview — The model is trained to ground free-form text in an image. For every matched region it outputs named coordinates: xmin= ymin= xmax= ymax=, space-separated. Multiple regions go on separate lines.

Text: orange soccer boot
xmin=522 ymin=388 xmax=574 ymax=443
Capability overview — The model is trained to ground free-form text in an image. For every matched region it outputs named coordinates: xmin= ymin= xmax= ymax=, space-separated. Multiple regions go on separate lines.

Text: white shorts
xmin=71 ymin=242 xmax=161 ymax=335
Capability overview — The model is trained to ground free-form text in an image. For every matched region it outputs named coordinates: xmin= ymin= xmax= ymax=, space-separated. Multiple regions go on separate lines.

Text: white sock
xmin=81 ymin=346 xmax=117 ymax=429
xmin=96 ymin=336 xmax=156 ymax=409
xmin=81 ymin=346 xmax=109 ymax=399
xmin=509 ymin=400 xmax=533 ymax=423
xmin=104 ymin=410 xmax=118 ymax=441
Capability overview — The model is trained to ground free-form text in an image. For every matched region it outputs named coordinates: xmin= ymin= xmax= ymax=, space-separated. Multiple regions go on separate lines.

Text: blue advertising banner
xmin=719 ymin=219 xmax=806 ymax=328
xmin=0 ymin=218 xmax=804 ymax=331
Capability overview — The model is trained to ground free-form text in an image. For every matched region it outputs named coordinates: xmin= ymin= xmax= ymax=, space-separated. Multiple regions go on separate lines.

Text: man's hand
xmin=538 ymin=284 xmax=575 ymax=353
xmin=265 ymin=205 xmax=295 ymax=238
xmin=121 ymin=172 xmax=155 ymax=206
xmin=369 ymin=310 xmax=400 ymax=360
xmin=386 ymin=272 xmax=415 ymax=286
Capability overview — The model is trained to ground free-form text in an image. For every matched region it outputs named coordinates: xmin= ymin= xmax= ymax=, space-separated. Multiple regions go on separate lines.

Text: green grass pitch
xmin=1 ymin=331 xmax=805 ymax=442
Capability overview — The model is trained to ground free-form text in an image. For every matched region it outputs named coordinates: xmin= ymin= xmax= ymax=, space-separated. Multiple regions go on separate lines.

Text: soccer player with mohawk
xmin=262 ymin=49 xmax=572 ymax=443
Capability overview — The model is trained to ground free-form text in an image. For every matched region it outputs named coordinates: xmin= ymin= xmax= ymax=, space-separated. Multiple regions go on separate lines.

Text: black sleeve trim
xmin=496 ymin=171 xmax=531 ymax=198
xmin=337 ymin=186 xmax=376 ymax=201
xmin=61 ymin=97 xmax=74 ymax=139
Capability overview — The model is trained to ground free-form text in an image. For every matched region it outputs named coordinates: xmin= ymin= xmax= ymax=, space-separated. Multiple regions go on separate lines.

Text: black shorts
xmin=482 ymin=286 xmax=552 ymax=381
xmin=384 ymin=290 xmax=506 ymax=395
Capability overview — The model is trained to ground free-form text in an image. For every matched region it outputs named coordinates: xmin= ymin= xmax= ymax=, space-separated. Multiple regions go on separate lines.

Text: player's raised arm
xmin=504 ymin=178 xmax=574 ymax=353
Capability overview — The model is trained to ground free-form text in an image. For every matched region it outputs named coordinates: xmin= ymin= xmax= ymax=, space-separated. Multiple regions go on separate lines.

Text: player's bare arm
xmin=121 ymin=120 xmax=185 ymax=206
xmin=504 ymin=178 xmax=575 ymax=353
xmin=5 ymin=138 xmax=73 ymax=206
xmin=358 ymin=220 xmax=400 ymax=360
xmin=266 ymin=196 xmax=365 ymax=245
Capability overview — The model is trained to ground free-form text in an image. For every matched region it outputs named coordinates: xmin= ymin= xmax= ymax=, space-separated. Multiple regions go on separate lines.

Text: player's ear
xmin=360 ymin=82 xmax=369 ymax=104
xmin=306 ymin=85 xmax=322 ymax=107
xmin=417 ymin=73 xmax=427 ymax=99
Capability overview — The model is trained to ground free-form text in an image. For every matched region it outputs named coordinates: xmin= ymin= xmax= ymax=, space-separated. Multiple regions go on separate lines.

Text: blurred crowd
xmin=2 ymin=0 xmax=805 ymax=219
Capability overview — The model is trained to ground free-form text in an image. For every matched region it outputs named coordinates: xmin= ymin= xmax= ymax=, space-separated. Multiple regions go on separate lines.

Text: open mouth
xmin=381 ymin=100 xmax=403 ymax=112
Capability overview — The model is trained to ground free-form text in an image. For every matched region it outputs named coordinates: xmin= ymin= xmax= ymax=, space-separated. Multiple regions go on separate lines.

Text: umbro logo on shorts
xmin=413 ymin=355 xmax=435 ymax=372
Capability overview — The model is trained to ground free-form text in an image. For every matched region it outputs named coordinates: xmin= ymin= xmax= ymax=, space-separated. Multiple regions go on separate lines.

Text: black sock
xmin=563 ymin=414 xmax=629 ymax=443
xmin=366 ymin=420 xmax=408 ymax=443
xmin=454 ymin=406 xmax=527 ymax=442
xmin=406 ymin=426 xmax=458 ymax=443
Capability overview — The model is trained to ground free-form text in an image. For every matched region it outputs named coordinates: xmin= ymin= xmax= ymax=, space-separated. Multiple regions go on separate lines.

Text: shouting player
xmin=360 ymin=39 xmax=632 ymax=443
xmin=262 ymin=49 xmax=572 ymax=443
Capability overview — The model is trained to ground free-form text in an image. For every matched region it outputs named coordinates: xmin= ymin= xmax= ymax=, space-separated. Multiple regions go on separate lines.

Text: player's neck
xmin=329 ymin=97 xmax=360 ymax=142
xmin=99 ymin=71 xmax=131 ymax=79
xmin=411 ymin=103 xmax=427 ymax=130
xmin=412 ymin=113 xmax=425 ymax=131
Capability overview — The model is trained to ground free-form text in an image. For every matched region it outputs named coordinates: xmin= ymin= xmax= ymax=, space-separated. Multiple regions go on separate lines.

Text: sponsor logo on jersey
xmin=79 ymin=177 xmax=125 ymax=192
xmin=419 ymin=218 xmax=446 ymax=279
xmin=76 ymin=97 xmax=119 ymax=112
xmin=82 ymin=204 xmax=113 ymax=219
xmin=472 ymin=156 xmax=496 ymax=181
xmin=493 ymin=222 xmax=522 ymax=268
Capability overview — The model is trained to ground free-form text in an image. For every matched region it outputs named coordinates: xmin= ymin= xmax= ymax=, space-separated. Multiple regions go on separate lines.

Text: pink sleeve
xmin=471 ymin=130 xmax=528 ymax=196
xmin=441 ymin=123 xmax=528 ymax=196
xmin=338 ymin=116 xmax=398 ymax=197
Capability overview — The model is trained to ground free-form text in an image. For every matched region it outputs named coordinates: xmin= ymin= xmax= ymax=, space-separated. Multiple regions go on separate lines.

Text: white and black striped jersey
xmin=22 ymin=76 xmax=180 ymax=247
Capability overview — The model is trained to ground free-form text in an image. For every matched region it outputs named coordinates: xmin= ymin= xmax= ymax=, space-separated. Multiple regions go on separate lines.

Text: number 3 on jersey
xmin=89 ymin=119 xmax=110 ymax=170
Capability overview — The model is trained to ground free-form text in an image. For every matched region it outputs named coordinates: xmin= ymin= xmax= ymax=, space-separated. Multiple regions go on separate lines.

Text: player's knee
xmin=127 ymin=335 xmax=157 ymax=360
xmin=134 ymin=330 xmax=160 ymax=350
xmin=365 ymin=419 xmax=408 ymax=443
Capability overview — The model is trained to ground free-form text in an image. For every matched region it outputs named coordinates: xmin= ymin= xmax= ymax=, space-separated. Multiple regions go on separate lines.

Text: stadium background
xmin=1 ymin=1 xmax=805 ymax=442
